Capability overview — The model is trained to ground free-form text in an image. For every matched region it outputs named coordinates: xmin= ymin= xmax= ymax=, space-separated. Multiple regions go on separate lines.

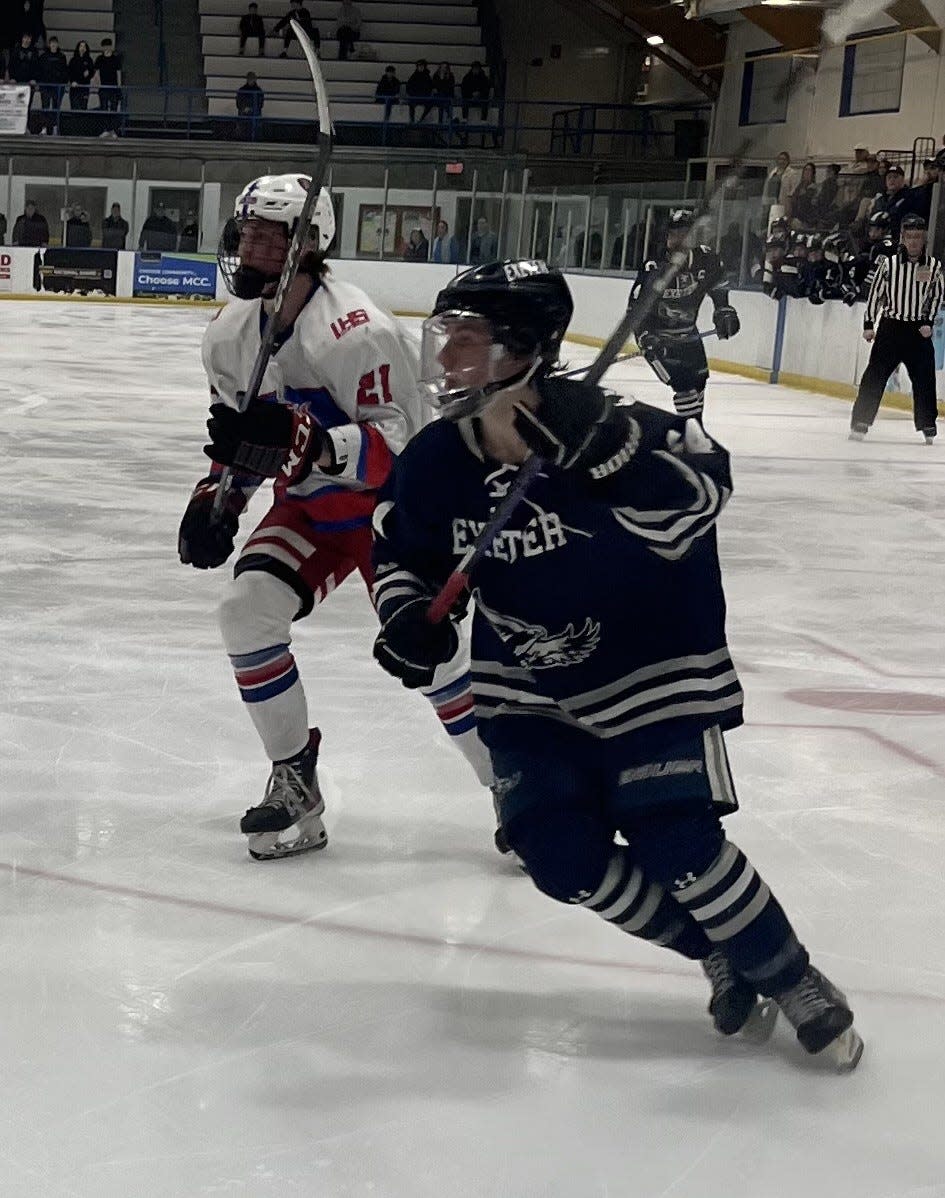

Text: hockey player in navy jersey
xmin=629 ymin=209 xmax=739 ymax=420
xmin=178 ymin=174 xmax=491 ymax=860
xmin=368 ymin=260 xmax=863 ymax=1068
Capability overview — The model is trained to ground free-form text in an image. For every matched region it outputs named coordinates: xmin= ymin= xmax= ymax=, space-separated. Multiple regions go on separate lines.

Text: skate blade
xmin=246 ymin=821 xmax=328 ymax=861
xmin=740 ymin=997 xmax=779 ymax=1045
xmin=823 ymin=1026 xmax=864 ymax=1072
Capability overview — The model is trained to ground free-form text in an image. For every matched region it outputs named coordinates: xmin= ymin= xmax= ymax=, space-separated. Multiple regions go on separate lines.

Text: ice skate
xmin=701 ymin=949 xmax=778 ymax=1042
xmin=239 ymin=729 xmax=327 ymax=860
xmin=848 ymin=424 xmax=867 ymax=442
xmin=922 ymin=428 xmax=936 ymax=445
xmin=775 ymin=965 xmax=864 ymax=1071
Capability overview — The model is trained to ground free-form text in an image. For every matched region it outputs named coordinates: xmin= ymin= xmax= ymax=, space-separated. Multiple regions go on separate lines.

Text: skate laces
xmin=259 ymin=758 xmax=317 ymax=821
xmin=778 ymin=967 xmax=833 ymax=1026
xmin=702 ymin=950 xmax=738 ymax=993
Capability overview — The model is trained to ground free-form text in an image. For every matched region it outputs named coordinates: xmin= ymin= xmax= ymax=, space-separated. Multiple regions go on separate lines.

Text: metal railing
xmin=9 ymin=85 xmax=712 ymax=159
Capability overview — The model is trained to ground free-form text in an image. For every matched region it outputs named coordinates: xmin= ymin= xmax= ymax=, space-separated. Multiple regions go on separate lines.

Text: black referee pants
xmin=852 ymin=319 xmax=938 ymax=434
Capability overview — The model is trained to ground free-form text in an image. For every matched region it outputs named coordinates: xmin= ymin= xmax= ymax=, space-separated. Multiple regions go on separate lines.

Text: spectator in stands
xmin=336 ymin=1 xmax=361 ymax=61
xmin=432 ymin=62 xmax=455 ymax=124
xmin=788 ymin=162 xmax=818 ymax=228
xmin=15 ymin=0 xmax=45 ymax=51
xmin=274 ymin=0 xmax=317 ymax=58
xmin=905 ymin=157 xmax=940 ymax=225
xmin=8 ymin=32 xmax=38 ymax=86
xmin=0 ymin=211 xmax=7 ymax=246
xmin=406 ymin=59 xmax=434 ymax=123
xmin=65 ymin=205 xmax=92 ymax=247
xmin=239 ymin=3 xmax=266 ymax=56
xmin=815 ymin=163 xmax=842 ymax=225
xmin=403 ymin=227 xmax=429 ymax=262
xmin=431 ymin=218 xmax=459 ymax=264
xmin=179 ymin=209 xmax=199 ymax=251
xmin=374 ymin=64 xmax=399 ymax=119
xmin=849 ymin=144 xmax=870 ymax=173
xmin=68 ymin=40 xmax=94 ymax=110
xmin=37 ymin=34 xmax=67 ymax=134
xmin=236 ymin=70 xmax=264 ymax=135
xmin=470 ymin=215 xmax=497 ymax=264
xmin=93 ymin=38 xmax=122 ymax=115
xmin=460 ymin=61 xmax=489 ymax=121
xmin=12 ymin=200 xmax=49 ymax=247
xmin=101 ymin=201 xmax=129 ymax=249
xmin=763 ymin=151 xmax=800 ymax=225
xmin=871 ymin=164 xmax=911 ymax=237
xmin=138 ymin=204 xmax=178 ymax=251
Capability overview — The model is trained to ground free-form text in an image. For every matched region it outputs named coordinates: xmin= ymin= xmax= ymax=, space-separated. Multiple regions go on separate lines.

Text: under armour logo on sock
xmin=674 ymin=871 xmax=698 ymax=890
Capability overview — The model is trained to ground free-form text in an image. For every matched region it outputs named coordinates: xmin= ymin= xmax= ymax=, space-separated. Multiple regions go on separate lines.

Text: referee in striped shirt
xmin=850 ymin=213 xmax=944 ymax=444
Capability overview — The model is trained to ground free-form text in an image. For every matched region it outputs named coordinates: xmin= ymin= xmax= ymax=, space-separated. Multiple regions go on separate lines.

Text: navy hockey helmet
xmin=422 ymin=260 xmax=574 ymax=419
xmin=867 ymin=210 xmax=892 ymax=231
xmin=667 ymin=208 xmax=695 ymax=231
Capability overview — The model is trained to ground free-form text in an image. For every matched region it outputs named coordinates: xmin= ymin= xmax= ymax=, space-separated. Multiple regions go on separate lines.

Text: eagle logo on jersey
xmin=473 ymin=590 xmax=601 ymax=669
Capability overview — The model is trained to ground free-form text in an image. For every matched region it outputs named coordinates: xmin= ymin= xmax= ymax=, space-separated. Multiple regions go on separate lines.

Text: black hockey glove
xmin=636 ymin=330 xmax=661 ymax=360
xmin=513 ymin=376 xmax=640 ymax=480
xmin=205 ymin=400 xmax=326 ymax=482
xmin=373 ymin=599 xmax=459 ymax=690
xmin=713 ymin=305 xmax=740 ymax=340
xmin=178 ymin=478 xmax=246 ymax=569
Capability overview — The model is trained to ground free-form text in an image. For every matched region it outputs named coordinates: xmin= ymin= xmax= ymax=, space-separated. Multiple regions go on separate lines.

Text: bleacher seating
xmin=43 ymin=0 xmax=115 ymax=54
xmin=200 ymin=0 xmax=490 ymax=126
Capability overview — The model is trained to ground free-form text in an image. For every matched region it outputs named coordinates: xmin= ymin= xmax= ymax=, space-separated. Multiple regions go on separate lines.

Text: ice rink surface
xmin=1 ymin=299 xmax=944 ymax=1198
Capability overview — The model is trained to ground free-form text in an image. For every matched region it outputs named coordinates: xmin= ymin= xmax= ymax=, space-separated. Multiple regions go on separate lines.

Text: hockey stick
xmin=558 ymin=328 xmax=719 ymax=378
xmin=212 ymin=18 xmax=333 ymax=519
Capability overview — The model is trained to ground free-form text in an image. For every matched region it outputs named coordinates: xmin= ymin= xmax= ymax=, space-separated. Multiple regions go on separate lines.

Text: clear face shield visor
xmin=420 ymin=310 xmax=540 ymax=420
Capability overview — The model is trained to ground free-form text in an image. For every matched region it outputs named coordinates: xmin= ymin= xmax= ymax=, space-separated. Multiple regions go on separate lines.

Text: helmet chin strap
xmin=439 ymin=355 xmax=542 ymax=422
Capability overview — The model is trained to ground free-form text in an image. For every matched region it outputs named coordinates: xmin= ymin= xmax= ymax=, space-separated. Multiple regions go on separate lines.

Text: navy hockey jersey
xmin=630 ymin=246 xmax=729 ymax=335
xmin=373 ymin=401 xmax=744 ymax=755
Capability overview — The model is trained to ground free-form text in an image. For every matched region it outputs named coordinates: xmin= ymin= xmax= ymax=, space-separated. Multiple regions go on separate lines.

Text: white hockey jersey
xmin=201 ymin=273 xmax=430 ymax=530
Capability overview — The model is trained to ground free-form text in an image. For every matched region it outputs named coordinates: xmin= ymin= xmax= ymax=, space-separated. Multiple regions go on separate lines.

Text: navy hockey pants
xmin=491 ymin=722 xmax=808 ymax=995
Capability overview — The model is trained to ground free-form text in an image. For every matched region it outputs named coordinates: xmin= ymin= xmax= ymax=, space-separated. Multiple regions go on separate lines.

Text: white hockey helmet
xmin=233 ymin=173 xmax=335 ymax=251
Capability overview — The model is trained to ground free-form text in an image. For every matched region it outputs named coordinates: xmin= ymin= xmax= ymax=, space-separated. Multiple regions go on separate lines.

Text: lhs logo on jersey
xmin=330 ymin=309 xmax=370 ymax=339
xmin=473 ymin=590 xmax=600 ymax=670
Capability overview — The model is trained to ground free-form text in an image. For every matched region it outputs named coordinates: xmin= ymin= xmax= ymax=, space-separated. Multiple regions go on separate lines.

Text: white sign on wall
xmin=0 ymin=85 xmax=31 ymax=135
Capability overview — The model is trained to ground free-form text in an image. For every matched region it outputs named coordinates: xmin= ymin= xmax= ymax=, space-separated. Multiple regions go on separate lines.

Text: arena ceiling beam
xmin=591 ymin=0 xmax=727 ymax=96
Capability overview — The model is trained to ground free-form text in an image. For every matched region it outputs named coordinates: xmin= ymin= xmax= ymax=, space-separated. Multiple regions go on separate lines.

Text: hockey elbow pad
xmin=713 ymin=305 xmax=740 ymax=340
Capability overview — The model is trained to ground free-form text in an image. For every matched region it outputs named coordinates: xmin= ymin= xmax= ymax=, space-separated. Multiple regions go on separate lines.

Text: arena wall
xmin=2 ymin=247 xmax=941 ymax=410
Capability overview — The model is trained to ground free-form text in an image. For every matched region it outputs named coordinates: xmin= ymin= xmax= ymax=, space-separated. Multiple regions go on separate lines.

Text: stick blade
xmin=289 ymin=19 xmax=334 ymax=137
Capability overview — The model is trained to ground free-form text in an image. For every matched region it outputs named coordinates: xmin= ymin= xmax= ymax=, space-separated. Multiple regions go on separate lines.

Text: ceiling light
xmin=647 ymin=34 xmax=665 ymax=45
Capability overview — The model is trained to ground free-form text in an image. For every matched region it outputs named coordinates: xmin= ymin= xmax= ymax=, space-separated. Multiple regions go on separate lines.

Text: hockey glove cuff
xmin=205 ymin=400 xmax=325 ymax=483
xmin=373 ymin=599 xmax=459 ymax=690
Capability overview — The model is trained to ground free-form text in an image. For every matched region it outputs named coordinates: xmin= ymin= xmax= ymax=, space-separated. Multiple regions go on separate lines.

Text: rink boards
xmin=1 ymin=245 xmax=943 ymax=413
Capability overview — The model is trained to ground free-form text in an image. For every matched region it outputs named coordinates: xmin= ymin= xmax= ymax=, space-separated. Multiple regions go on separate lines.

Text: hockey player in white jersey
xmin=178 ymin=174 xmax=491 ymax=860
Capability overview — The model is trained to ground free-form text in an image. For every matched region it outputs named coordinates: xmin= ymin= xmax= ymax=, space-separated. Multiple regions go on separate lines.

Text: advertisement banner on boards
xmin=0 ymin=86 xmax=31 ymax=136
xmin=0 ymin=252 xmax=12 ymax=292
xmin=35 ymin=248 xmax=118 ymax=295
xmin=133 ymin=252 xmax=217 ymax=298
